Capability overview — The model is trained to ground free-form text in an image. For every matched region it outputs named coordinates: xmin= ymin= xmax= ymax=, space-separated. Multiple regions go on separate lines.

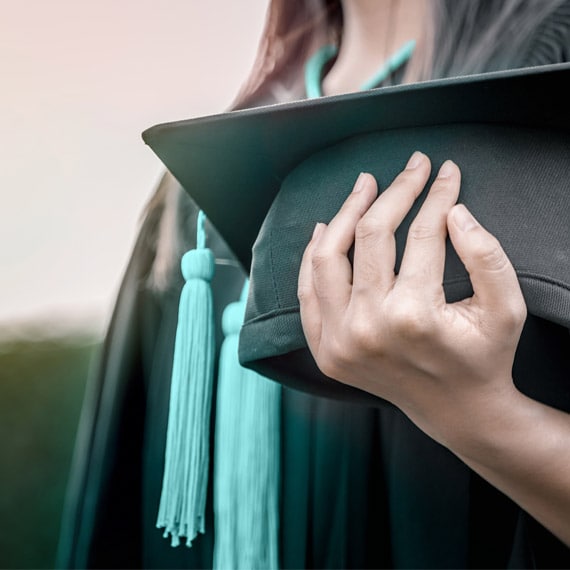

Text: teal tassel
xmin=157 ymin=210 xmax=215 ymax=547
xmin=213 ymin=280 xmax=281 ymax=570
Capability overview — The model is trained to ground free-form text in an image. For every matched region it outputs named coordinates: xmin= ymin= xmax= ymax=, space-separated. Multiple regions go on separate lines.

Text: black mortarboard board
xmin=143 ymin=64 xmax=570 ymax=407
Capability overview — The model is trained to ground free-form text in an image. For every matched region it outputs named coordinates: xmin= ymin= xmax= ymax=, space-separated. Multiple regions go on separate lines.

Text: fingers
xmin=447 ymin=204 xmax=527 ymax=324
xmin=298 ymin=223 xmax=325 ymax=355
xmin=310 ymin=172 xmax=378 ymax=313
xmin=397 ymin=160 xmax=460 ymax=296
xmin=352 ymin=151 xmax=431 ymax=296
xmin=322 ymin=172 xmax=379 ymax=255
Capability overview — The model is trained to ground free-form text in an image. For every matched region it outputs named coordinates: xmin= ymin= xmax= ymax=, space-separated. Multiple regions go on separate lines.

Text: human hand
xmin=297 ymin=152 xmax=527 ymax=445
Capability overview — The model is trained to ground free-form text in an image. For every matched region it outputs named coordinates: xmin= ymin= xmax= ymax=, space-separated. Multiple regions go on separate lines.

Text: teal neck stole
xmin=305 ymin=39 xmax=415 ymax=99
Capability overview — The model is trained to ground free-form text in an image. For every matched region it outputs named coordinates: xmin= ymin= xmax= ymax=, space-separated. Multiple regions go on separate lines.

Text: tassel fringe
xmin=213 ymin=281 xmax=281 ymax=570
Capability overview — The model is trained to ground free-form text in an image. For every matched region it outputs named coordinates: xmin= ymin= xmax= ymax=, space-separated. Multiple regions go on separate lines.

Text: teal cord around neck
xmin=305 ymin=39 xmax=415 ymax=99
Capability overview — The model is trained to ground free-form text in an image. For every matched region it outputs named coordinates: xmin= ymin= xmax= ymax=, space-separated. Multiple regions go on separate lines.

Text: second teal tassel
xmin=213 ymin=280 xmax=281 ymax=569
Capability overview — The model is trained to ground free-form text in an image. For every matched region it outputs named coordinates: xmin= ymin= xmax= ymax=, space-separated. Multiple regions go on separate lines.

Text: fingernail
xmin=453 ymin=204 xmax=479 ymax=231
xmin=311 ymin=222 xmax=324 ymax=240
xmin=352 ymin=172 xmax=369 ymax=193
xmin=438 ymin=160 xmax=455 ymax=178
xmin=406 ymin=151 xmax=423 ymax=170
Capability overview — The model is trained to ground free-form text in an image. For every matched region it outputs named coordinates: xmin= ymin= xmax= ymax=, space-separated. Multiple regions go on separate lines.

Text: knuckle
xmin=355 ymin=217 xmax=377 ymax=241
xmin=348 ymin=317 xmax=379 ymax=353
xmin=473 ymin=238 xmax=509 ymax=272
xmin=408 ymin=221 xmax=437 ymax=242
xmin=297 ymin=284 xmax=312 ymax=304
xmin=430 ymin=175 xmax=455 ymax=194
xmin=317 ymin=340 xmax=346 ymax=379
xmin=316 ymin=353 xmax=337 ymax=378
xmin=355 ymin=217 xmax=388 ymax=243
xmin=502 ymin=298 xmax=527 ymax=329
xmin=389 ymin=301 xmax=434 ymax=339
xmin=339 ymin=181 xmax=376 ymax=218
xmin=338 ymin=193 xmax=361 ymax=218
xmin=311 ymin=248 xmax=331 ymax=272
xmin=390 ymin=170 xmax=427 ymax=197
xmin=346 ymin=188 xmax=366 ymax=207
xmin=397 ymin=166 xmax=425 ymax=185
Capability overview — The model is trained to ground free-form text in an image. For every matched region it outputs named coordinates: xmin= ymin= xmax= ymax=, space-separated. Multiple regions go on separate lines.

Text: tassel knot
xmin=181 ymin=249 xmax=214 ymax=282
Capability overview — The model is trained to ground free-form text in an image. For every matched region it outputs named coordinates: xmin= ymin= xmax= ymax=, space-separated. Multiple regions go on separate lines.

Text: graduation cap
xmin=143 ymin=62 xmax=570 ymax=407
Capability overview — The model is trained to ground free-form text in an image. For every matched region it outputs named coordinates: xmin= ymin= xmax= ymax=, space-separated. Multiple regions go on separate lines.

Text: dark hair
xmin=232 ymin=0 xmax=567 ymax=107
xmin=148 ymin=0 xmax=568 ymax=288
xmin=231 ymin=0 xmax=343 ymax=109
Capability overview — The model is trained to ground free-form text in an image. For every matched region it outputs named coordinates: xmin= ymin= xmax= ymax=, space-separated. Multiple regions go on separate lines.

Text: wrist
xmin=440 ymin=383 xmax=542 ymax=464
xmin=402 ymin=377 xmax=525 ymax=456
xmin=436 ymin=386 xmax=570 ymax=546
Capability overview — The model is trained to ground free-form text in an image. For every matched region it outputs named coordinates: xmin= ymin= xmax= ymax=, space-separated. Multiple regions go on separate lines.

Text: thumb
xmin=447 ymin=204 xmax=526 ymax=318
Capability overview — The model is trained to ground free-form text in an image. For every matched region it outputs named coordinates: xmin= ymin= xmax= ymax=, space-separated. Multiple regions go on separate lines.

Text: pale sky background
xmin=0 ymin=0 xmax=268 ymax=337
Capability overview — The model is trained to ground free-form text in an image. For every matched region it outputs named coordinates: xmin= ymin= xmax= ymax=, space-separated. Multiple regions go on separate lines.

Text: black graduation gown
xmin=58 ymin=7 xmax=570 ymax=569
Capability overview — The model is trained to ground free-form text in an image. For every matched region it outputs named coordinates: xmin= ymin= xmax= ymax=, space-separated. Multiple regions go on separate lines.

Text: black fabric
xmin=240 ymin=123 xmax=570 ymax=405
xmin=143 ymin=63 xmax=570 ymax=273
xmin=59 ymin=5 xmax=570 ymax=569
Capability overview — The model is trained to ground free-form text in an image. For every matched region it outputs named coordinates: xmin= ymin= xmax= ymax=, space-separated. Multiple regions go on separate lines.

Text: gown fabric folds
xmin=58 ymin=6 xmax=570 ymax=569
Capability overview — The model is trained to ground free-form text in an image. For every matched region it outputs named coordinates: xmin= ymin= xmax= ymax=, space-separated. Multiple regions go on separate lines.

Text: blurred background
xmin=0 ymin=0 xmax=267 ymax=566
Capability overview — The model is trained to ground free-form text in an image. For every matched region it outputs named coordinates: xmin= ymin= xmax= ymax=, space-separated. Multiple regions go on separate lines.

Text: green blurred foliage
xmin=0 ymin=335 xmax=98 ymax=569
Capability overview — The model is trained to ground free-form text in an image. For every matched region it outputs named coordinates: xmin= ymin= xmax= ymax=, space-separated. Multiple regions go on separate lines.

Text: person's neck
xmin=322 ymin=0 xmax=428 ymax=96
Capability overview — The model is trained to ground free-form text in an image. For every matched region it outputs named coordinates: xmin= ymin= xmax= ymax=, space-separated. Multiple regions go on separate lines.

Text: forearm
xmin=442 ymin=387 xmax=570 ymax=546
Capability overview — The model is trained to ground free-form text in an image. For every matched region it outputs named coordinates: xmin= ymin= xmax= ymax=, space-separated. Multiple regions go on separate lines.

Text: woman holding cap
xmin=59 ymin=0 xmax=570 ymax=568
